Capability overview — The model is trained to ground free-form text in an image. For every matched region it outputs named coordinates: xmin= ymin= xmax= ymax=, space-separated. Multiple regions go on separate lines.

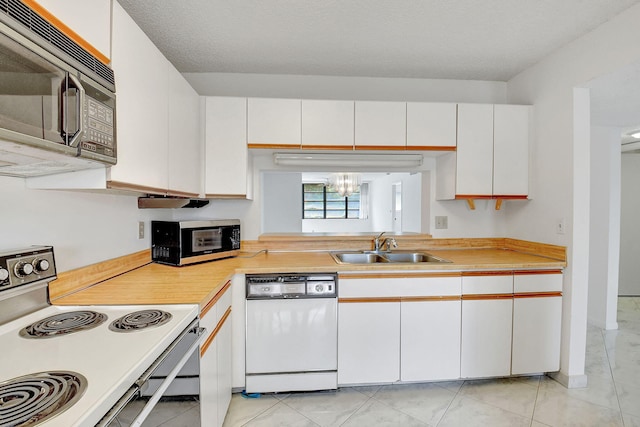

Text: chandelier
xmin=330 ymin=173 xmax=361 ymax=197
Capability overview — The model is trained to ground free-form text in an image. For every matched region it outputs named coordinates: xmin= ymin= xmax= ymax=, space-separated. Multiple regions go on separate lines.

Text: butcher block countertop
xmin=51 ymin=238 xmax=566 ymax=310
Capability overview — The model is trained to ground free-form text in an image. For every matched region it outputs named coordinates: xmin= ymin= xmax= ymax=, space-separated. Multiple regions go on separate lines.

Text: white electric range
xmin=0 ymin=246 xmax=201 ymax=427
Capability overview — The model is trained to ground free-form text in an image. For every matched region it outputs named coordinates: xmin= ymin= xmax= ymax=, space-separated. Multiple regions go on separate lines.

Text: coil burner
xmin=109 ymin=309 xmax=172 ymax=332
xmin=19 ymin=311 xmax=107 ymax=339
xmin=0 ymin=371 xmax=87 ymax=426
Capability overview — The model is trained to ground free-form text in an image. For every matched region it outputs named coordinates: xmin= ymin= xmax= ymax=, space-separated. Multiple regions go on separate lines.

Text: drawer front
xmin=339 ymin=274 xmax=461 ymax=298
xmin=462 ymin=274 xmax=513 ymax=295
xmin=514 ymin=272 xmax=563 ymax=294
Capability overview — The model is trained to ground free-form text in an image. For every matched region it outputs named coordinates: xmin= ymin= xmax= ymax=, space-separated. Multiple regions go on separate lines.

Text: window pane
xmin=304 ymin=210 xmax=324 ymax=219
xmin=326 ymin=210 xmax=346 ymax=219
xmin=347 ymin=209 xmax=360 ymax=219
xmin=326 ymin=192 xmax=345 ymax=201
xmin=304 ymin=193 xmax=324 ymax=202
xmin=304 ymin=201 xmax=324 ymax=211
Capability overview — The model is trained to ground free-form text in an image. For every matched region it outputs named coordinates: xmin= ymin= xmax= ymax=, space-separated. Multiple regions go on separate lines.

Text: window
xmin=303 ymin=183 xmax=360 ymax=219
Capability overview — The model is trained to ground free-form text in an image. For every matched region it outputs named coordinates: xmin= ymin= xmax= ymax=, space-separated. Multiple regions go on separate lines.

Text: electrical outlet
xmin=556 ymin=218 xmax=565 ymax=235
xmin=138 ymin=221 xmax=145 ymax=239
xmin=435 ymin=216 xmax=448 ymax=230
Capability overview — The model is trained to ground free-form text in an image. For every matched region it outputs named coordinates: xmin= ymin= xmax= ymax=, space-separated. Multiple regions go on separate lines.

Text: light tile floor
xmin=147 ymin=297 xmax=640 ymax=426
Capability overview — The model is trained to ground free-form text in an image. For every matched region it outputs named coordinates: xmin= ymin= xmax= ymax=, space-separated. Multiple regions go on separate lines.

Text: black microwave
xmin=151 ymin=220 xmax=241 ymax=266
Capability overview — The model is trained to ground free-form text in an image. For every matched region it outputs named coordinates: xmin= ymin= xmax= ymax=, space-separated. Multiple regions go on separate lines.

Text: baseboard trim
xmin=548 ymin=371 xmax=588 ymax=388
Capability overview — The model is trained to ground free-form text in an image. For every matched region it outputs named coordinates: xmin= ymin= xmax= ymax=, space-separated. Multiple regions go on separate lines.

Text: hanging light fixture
xmin=330 ymin=173 xmax=361 ymax=197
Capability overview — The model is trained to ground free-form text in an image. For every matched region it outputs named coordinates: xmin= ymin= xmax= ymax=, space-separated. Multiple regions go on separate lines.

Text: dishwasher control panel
xmin=246 ymin=273 xmax=337 ymax=299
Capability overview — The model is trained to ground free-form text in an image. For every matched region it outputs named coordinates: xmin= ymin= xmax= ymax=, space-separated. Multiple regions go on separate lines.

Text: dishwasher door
xmin=245 ymin=297 xmax=337 ymax=392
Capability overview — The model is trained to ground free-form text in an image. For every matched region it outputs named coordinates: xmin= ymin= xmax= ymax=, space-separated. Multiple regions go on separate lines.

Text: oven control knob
xmin=0 ymin=268 xmax=8 ymax=282
xmin=315 ymin=284 xmax=324 ymax=293
xmin=14 ymin=262 xmax=34 ymax=277
xmin=32 ymin=259 xmax=50 ymax=273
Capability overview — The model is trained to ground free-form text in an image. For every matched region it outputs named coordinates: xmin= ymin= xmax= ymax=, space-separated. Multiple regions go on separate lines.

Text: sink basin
xmin=331 ymin=251 xmax=451 ymax=264
xmin=382 ymin=252 xmax=450 ymax=263
xmin=333 ymin=253 xmax=388 ymax=264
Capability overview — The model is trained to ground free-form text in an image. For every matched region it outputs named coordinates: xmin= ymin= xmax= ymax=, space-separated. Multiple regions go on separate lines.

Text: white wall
xmin=0 ymin=176 xmax=167 ymax=272
xmin=184 ymin=73 xmax=507 ymax=104
xmin=619 ymin=153 xmax=640 ymax=296
xmin=506 ymin=2 xmax=640 ymax=387
xmin=262 ymin=172 xmax=303 ymax=233
xmin=588 ymin=126 xmax=621 ymax=329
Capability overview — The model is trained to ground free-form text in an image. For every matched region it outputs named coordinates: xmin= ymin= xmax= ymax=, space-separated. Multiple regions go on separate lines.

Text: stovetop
xmin=0 ymin=303 xmax=199 ymax=426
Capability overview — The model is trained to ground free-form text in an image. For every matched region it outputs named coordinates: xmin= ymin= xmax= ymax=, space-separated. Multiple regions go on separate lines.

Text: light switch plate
xmin=138 ymin=221 xmax=145 ymax=239
xmin=435 ymin=216 xmax=448 ymax=229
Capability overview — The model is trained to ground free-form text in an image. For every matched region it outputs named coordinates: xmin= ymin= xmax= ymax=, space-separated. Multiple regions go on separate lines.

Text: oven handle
xmin=94 ymin=385 xmax=140 ymax=427
xmin=135 ymin=319 xmax=201 ymax=387
xmin=130 ymin=325 xmax=206 ymax=427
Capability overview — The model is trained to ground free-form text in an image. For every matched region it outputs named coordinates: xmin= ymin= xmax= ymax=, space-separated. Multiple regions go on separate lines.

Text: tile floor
xmin=148 ymin=297 xmax=640 ymax=427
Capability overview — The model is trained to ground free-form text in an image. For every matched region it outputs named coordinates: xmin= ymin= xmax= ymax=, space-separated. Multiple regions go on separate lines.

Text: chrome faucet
xmin=382 ymin=237 xmax=398 ymax=251
xmin=373 ymin=232 xmax=397 ymax=252
xmin=373 ymin=232 xmax=386 ymax=252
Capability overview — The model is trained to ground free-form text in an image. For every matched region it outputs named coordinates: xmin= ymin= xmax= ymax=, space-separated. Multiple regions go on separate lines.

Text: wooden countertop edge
xmin=49 ymin=249 xmax=151 ymax=301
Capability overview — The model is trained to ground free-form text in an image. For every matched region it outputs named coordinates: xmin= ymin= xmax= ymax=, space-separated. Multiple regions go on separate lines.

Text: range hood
xmin=137 ymin=197 xmax=210 ymax=209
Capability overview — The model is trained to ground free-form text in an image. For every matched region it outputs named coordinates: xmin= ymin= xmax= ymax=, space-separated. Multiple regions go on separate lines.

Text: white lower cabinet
xmin=461 ymin=298 xmax=513 ymax=378
xmin=401 ymin=299 xmax=461 ymax=381
xmin=511 ymin=272 xmax=563 ymax=375
xmin=215 ymin=318 xmax=232 ymax=426
xmin=200 ymin=283 xmax=232 ymax=427
xmin=338 ymin=300 xmax=400 ymax=384
xmin=338 ymin=274 xmax=462 ymax=385
xmin=460 ymin=273 xmax=513 ymax=378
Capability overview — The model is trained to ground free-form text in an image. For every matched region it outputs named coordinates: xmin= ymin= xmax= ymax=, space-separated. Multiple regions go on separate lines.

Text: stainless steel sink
xmin=333 ymin=253 xmax=388 ymax=264
xmin=331 ymin=251 xmax=451 ymax=264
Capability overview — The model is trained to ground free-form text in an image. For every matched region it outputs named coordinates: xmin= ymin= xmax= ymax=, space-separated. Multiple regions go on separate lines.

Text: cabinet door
xmin=30 ymin=0 xmax=111 ymax=60
xmin=456 ymin=103 xmax=494 ymax=196
xmin=205 ymin=97 xmax=249 ymax=197
xmin=168 ymin=65 xmax=201 ymax=197
xmin=354 ymin=101 xmax=406 ymax=148
xmin=247 ymin=98 xmax=301 ymax=147
xmin=200 ymin=312 xmax=219 ymax=427
xmin=302 ymin=100 xmax=354 ymax=148
xmin=338 ymin=301 xmax=400 ymax=384
xmin=110 ymin=3 xmax=169 ymax=193
xmin=512 ymin=272 xmax=562 ymax=375
xmin=493 ymin=105 xmax=530 ymax=196
xmin=461 ymin=298 xmax=513 ymax=378
xmin=216 ymin=315 xmax=232 ymax=427
xmin=401 ymin=299 xmax=461 ymax=381
xmin=406 ymin=102 xmax=457 ymax=148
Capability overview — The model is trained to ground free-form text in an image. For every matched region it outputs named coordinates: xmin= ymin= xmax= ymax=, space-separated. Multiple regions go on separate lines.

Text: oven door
xmin=97 ymin=320 xmax=205 ymax=427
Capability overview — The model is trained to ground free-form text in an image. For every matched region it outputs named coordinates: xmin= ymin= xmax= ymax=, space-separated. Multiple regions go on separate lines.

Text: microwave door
xmin=0 ymin=31 xmax=69 ymax=147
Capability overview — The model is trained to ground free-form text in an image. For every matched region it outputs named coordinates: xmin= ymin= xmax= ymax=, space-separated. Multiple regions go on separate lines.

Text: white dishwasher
xmin=245 ymin=273 xmax=338 ymax=393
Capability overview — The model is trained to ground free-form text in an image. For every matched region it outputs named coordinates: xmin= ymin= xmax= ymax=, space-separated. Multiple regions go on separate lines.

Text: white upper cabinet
xmin=436 ymin=103 xmax=530 ymax=203
xmin=110 ymin=2 xmax=169 ymax=192
xmin=30 ymin=0 xmax=111 ymax=60
xmin=168 ymin=65 xmax=202 ymax=197
xmin=205 ymin=97 xmax=249 ymax=198
xmin=406 ymin=102 xmax=457 ymax=148
xmin=493 ymin=104 xmax=530 ymax=196
xmin=354 ymin=101 xmax=406 ymax=148
xmin=301 ymin=100 xmax=354 ymax=148
xmin=456 ymin=103 xmax=494 ymax=196
xmin=247 ymin=98 xmax=301 ymax=147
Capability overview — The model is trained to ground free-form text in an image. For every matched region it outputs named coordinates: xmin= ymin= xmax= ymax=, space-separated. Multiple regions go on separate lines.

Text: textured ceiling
xmin=116 ymin=0 xmax=640 ymax=82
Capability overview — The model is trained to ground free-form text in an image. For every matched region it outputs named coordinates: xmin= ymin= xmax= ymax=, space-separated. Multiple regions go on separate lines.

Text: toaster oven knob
xmin=0 ymin=268 xmax=8 ymax=282
xmin=32 ymin=259 xmax=50 ymax=273
xmin=14 ymin=262 xmax=34 ymax=277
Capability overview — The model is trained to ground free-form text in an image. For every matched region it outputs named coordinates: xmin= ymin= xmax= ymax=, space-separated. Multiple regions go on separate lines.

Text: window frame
xmin=302 ymin=183 xmax=360 ymax=219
